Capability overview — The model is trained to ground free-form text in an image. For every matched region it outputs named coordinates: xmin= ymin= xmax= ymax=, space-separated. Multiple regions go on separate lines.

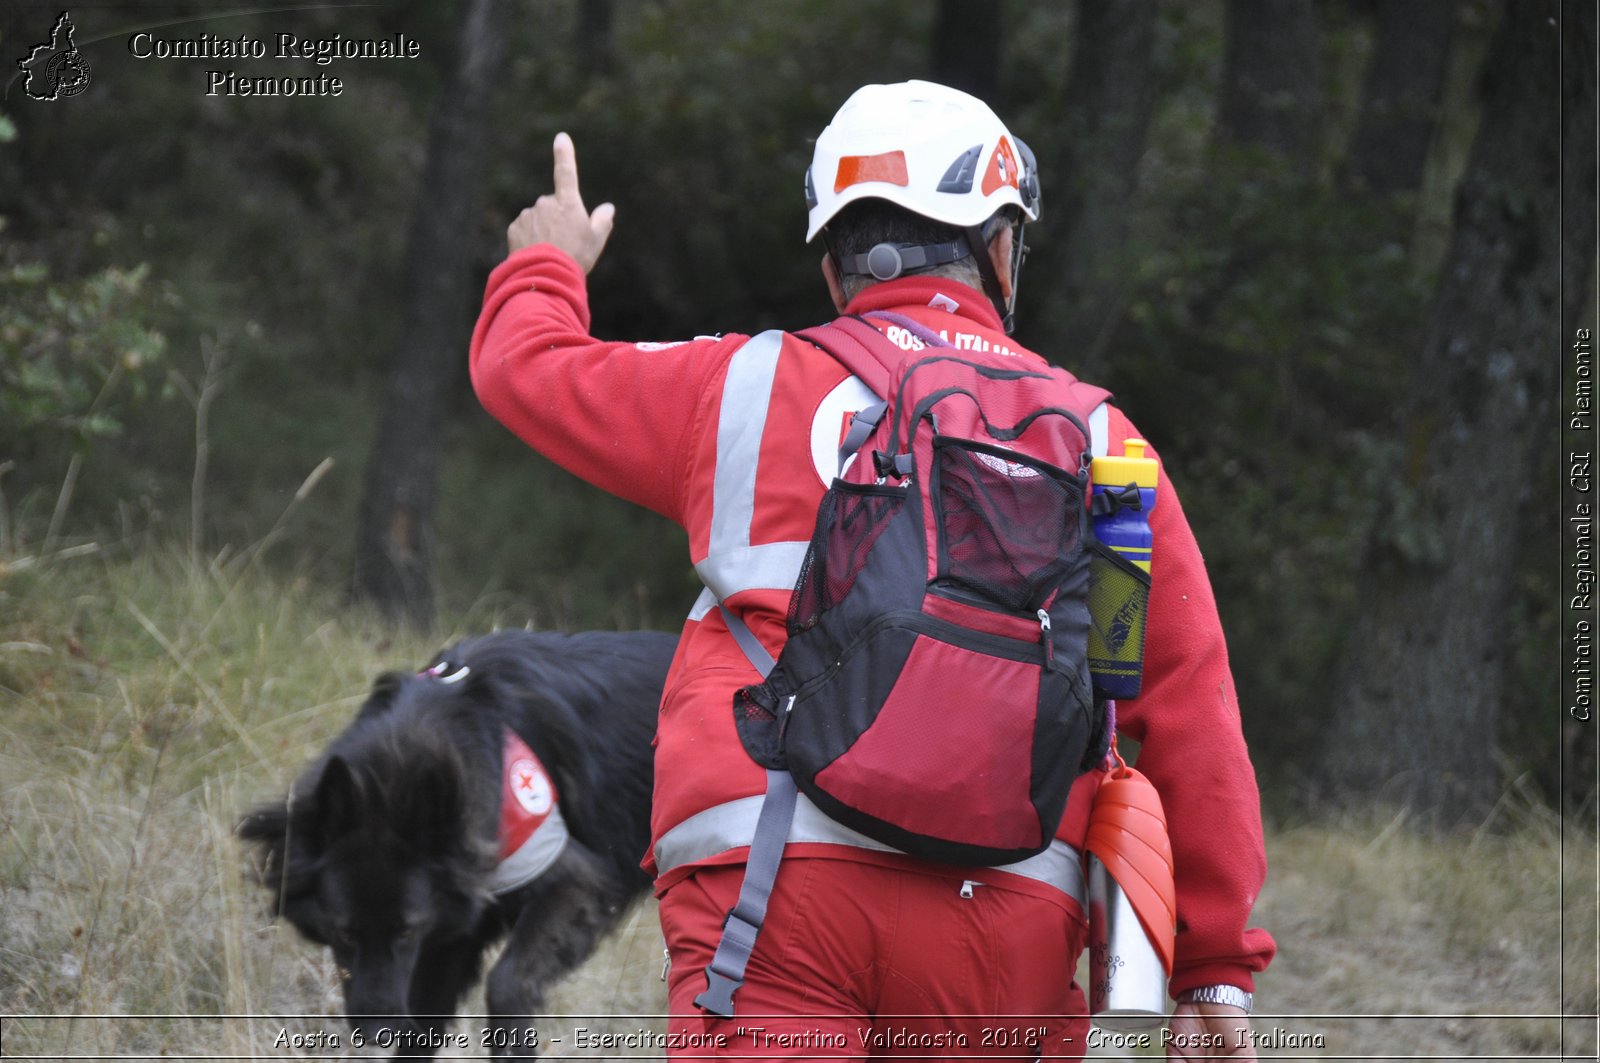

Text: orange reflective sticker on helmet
xmin=980 ymin=136 xmax=1020 ymax=196
xmin=834 ymin=150 xmax=910 ymax=193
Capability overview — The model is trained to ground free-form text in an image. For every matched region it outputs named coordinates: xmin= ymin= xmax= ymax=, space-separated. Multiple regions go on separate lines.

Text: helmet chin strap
xmin=965 ymin=216 xmax=1023 ymax=335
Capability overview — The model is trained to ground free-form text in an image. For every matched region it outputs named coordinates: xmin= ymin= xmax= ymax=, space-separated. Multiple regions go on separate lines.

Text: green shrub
xmin=0 ymin=246 xmax=172 ymax=539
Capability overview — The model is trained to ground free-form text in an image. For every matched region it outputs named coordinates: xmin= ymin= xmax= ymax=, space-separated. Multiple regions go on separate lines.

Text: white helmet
xmin=805 ymin=80 xmax=1040 ymax=330
xmin=805 ymin=80 xmax=1039 ymax=240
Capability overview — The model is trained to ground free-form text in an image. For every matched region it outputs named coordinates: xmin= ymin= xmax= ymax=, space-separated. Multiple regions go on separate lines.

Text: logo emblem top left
xmin=17 ymin=12 xmax=92 ymax=101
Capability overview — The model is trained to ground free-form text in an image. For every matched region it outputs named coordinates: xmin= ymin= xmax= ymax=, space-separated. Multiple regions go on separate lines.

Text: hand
xmin=1165 ymin=1002 xmax=1255 ymax=1060
xmin=506 ymin=131 xmax=616 ymax=272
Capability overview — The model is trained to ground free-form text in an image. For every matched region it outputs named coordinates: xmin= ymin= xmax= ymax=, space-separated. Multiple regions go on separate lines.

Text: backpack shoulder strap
xmin=795 ymin=316 xmax=891 ymax=396
xmin=796 ymin=313 xmax=949 ymax=397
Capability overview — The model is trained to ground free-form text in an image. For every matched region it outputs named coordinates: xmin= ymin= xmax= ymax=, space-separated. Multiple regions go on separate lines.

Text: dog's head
xmin=238 ymin=671 xmax=499 ymax=1036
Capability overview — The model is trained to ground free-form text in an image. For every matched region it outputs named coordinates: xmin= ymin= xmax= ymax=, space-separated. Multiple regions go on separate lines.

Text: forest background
xmin=0 ymin=1 xmax=1596 ymax=1058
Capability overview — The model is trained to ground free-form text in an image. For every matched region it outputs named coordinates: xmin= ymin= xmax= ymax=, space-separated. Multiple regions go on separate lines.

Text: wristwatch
xmin=1179 ymin=985 xmax=1253 ymax=1013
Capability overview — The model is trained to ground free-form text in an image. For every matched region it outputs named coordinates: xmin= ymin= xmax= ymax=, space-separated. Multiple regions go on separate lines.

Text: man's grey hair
xmin=825 ymin=200 xmax=984 ymax=301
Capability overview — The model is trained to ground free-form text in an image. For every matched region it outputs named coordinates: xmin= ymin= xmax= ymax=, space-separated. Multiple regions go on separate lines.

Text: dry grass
xmin=1247 ymin=802 xmax=1596 ymax=1061
xmin=0 ymin=546 xmax=1593 ymax=1060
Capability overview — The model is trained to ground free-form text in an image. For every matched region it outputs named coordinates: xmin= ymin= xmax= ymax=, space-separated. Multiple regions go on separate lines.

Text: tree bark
xmin=931 ymin=0 xmax=1002 ymax=105
xmin=1343 ymin=0 xmax=1455 ymax=198
xmin=1041 ymin=0 xmax=1158 ymax=376
xmin=1318 ymin=0 xmax=1594 ymax=822
xmin=1217 ymin=0 xmax=1323 ymax=175
xmin=351 ymin=0 xmax=510 ymax=626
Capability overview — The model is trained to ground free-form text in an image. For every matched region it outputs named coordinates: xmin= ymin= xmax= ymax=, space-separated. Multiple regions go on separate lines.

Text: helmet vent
xmin=936 ymin=145 xmax=983 ymax=194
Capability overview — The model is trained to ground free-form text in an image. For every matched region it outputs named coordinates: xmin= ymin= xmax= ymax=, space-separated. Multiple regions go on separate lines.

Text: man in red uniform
xmin=471 ymin=81 xmax=1274 ymax=1060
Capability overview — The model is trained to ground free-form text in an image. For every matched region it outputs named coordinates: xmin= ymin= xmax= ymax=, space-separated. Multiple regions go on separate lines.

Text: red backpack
xmin=697 ymin=311 xmax=1112 ymax=1017
xmin=737 ymin=310 xmax=1112 ymax=861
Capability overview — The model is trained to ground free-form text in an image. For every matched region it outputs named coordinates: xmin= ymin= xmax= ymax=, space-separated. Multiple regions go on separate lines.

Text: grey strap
xmin=837 ymin=239 xmax=971 ymax=281
xmin=696 ymin=604 xmax=794 ymax=1018
xmin=717 ymin=604 xmax=775 ymax=676
xmin=693 ymin=767 xmax=799 ymax=1018
xmin=837 ymin=400 xmax=887 ymax=474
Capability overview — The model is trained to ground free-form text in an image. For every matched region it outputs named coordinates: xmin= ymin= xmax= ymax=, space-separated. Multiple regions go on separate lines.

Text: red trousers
xmin=660 ymin=858 xmax=1091 ymax=1060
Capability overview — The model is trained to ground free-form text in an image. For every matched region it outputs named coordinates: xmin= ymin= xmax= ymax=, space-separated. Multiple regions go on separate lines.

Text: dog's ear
xmin=237 ymin=802 xmax=289 ymax=845
xmin=236 ymin=801 xmax=290 ymax=872
xmin=355 ymin=670 xmax=409 ymax=721
xmin=312 ymin=754 xmax=364 ymax=842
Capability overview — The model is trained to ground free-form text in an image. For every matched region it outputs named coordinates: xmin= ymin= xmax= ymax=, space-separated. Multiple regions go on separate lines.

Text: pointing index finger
xmin=552 ymin=131 xmax=582 ymax=203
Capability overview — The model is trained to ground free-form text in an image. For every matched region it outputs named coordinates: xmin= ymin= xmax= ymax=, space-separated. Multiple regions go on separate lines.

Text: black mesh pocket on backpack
xmin=733 ymin=683 xmax=786 ymax=769
xmin=932 ymin=438 xmax=1084 ymax=613
xmin=788 ymin=482 xmax=908 ymax=635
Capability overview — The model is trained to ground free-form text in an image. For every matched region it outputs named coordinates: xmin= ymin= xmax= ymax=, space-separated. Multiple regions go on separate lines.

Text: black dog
xmin=239 ymin=629 xmax=674 ymax=1057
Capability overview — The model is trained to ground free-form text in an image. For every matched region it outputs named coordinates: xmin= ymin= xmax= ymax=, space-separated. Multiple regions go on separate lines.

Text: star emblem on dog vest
xmin=495 ymin=730 xmax=568 ymax=882
xmin=508 ymin=755 xmax=554 ymax=816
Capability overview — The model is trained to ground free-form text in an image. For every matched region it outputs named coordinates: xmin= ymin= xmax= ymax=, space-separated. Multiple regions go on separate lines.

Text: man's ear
xmin=821 ymin=253 xmax=849 ymax=314
xmin=988 ymin=225 xmax=1014 ymax=303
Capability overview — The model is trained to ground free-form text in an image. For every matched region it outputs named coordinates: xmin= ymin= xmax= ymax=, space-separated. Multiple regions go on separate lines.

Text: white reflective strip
xmin=687 ymin=586 xmax=718 ymax=622
xmin=694 ymin=541 xmax=810 ymax=603
xmin=656 ymin=793 xmax=892 ymax=871
xmin=709 ymin=331 xmax=782 ymax=559
xmin=693 ymin=330 xmax=811 ymax=602
xmin=998 ymin=839 xmax=1088 ymax=906
xmin=1088 ymin=401 xmax=1110 ymax=458
xmin=654 ymin=794 xmax=1086 ymax=906
xmin=488 ymin=805 xmax=571 ymax=895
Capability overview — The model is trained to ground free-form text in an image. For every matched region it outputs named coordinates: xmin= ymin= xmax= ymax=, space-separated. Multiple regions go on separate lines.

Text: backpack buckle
xmin=873 ymin=451 xmax=914 ymax=479
xmin=1090 ymin=482 xmax=1142 ymax=516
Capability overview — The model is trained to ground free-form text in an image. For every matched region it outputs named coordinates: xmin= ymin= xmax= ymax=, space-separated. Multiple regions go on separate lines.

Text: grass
xmin=1248 ymin=804 xmax=1596 ymax=1061
xmin=0 ymin=543 xmax=1594 ymax=1060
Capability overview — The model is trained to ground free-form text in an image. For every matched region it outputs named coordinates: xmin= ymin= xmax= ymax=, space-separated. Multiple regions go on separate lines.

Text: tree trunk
xmin=931 ymin=0 xmax=1002 ymax=105
xmin=1343 ymin=0 xmax=1455 ymax=198
xmin=1318 ymin=0 xmax=1594 ymax=823
xmin=1217 ymin=0 xmax=1323 ymax=175
xmin=351 ymin=0 xmax=510 ymax=626
xmin=1042 ymin=0 xmax=1158 ymax=376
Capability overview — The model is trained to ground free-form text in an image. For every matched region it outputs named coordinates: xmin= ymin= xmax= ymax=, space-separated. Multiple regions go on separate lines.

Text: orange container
xmin=1083 ymin=747 xmax=1176 ymax=976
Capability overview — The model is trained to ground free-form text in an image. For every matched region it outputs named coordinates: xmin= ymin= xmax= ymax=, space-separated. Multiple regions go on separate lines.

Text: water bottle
xmin=1090 ymin=439 xmax=1157 ymax=571
xmin=1087 ymin=854 xmax=1169 ymax=1030
xmin=1085 ymin=752 xmax=1176 ymax=1032
xmin=1087 ymin=439 xmax=1158 ymax=698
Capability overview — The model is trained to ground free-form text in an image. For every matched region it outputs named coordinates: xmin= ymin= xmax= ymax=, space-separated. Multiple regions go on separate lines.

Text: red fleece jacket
xmin=470 ymin=245 xmax=1277 ymax=995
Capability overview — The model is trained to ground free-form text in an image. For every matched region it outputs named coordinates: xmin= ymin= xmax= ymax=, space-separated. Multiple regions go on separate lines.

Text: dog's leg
xmin=485 ymin=868 xmax=630 ymax=1060
xmin=389 ymin=937 xmax=483 ymax=1061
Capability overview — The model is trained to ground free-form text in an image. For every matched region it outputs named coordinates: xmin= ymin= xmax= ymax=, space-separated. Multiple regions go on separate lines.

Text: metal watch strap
xmin=1180 ymin=985 xmax=1253 ymax=1012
